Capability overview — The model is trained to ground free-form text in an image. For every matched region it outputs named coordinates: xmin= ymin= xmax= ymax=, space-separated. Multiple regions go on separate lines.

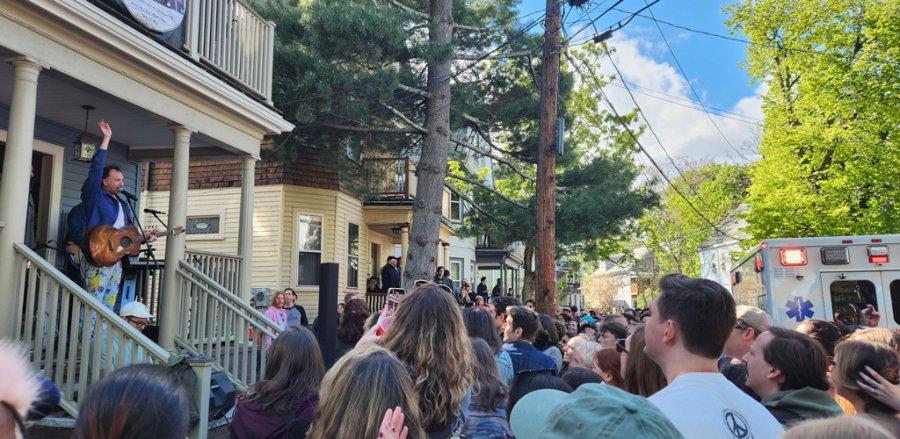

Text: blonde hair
xmin=269 ymin=291 xmax=285 ymax=308
xmin=850 ymin=328 xmax=900 ymax=352
xmin=783 ymin=416 xmax=892 ymax=439
xmin=307 ymin=345 xmax=424 ymax=439
xmin=381 ymin=285 xmax=473 ymax=431
xmin=832 ymin=340 xmax=900 ymax=416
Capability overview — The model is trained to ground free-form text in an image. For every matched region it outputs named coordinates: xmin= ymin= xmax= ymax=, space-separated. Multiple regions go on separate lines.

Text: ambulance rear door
xmin=820 ymin=271 xmax=887 ymax=327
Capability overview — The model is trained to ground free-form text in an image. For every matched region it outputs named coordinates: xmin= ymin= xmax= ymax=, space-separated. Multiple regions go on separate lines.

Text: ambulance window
xmin=829 ymin=281 xmax=877 ymax=325
xmin=891 ymin=281 xmax=900 ymax=325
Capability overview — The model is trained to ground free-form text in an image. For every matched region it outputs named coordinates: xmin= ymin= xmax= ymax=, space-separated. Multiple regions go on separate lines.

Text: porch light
xmin=73 ymin=105 xmax=97 ymax=162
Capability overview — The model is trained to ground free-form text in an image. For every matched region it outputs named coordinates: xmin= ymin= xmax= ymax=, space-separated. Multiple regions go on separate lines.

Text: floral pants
xmin=80 ymin=259 xmax=122 ymax=311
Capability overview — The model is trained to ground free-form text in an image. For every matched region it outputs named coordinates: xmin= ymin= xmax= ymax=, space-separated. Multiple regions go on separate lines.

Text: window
xmin=891 ymin=280 xmax=900 ymax=325
xmin=829 ymin=280 xmax=877 ymax=325
xmin=297 ymin=214 xmax=323 ymax=285
xmin=185 ymin=215 xmax=220 ymax=235
xmin=450 ymin=191 xmax=463 ymax=222
xmin=347 ymin=223 xmax=360 ymax=288
xmin=450 ymin=258 xmax=463 ymax=289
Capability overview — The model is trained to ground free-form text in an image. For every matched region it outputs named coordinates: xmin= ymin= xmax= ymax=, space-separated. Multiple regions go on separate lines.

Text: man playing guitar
xmin=80 ymin=120 xmax=156 ymax=310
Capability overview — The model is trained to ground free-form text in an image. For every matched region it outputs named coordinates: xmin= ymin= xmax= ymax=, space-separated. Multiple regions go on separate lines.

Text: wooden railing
xmin=12 ymin=244 xmax=171 ymax=417
xmin=365 ymin=292 xmax=388 ymax=312
xmin=365 ymin=157 xmax=417 ymax=199
xmin=186 ymin=0 xmax=275 ymax=102
xmin=186 ymin=249 xmax=243 ymax=296
xmin=173 ymin=260 xmax=276 ymax=390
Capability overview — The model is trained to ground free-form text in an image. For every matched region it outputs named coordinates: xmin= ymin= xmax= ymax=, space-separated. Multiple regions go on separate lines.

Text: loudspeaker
xmin=208 ymin=371 xmax=236 ymax=421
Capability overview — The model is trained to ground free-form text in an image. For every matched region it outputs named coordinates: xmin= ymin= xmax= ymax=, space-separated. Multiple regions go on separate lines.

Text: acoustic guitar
xmin=86 ymin=225 xmax=182 ymax=267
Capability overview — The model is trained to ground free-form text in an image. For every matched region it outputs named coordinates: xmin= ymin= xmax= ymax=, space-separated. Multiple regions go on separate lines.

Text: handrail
xmin=13 ymin=243 xmax=170 ymax=417
xmin=174 ymin=260 xmax=276 ymax=390
xmin=185 ymin=248 xmax=243 ymax=294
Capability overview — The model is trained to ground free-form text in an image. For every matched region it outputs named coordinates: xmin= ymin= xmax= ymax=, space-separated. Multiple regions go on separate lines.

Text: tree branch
xmin=449 ymin=134 xmax=537 ymax=183
xmin=454 ymin=50 xmax=533 ymax=61
xmin=446 ymin=173 xmax=530 ymax=210
xmin=385 ymin=0 xmax=502 ymax=33
xmin=444 ymin=183 xmax=513 ymax=228
xmin=379 ymin=100 xmax=427 ymax=133
xmin=321 ymin=123 xmax=418 ymax=134
xmin=463 ymin=114 xmax=537 ymax=164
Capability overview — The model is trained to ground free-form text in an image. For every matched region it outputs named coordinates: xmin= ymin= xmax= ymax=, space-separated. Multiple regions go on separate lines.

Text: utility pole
xmin=535 ymin=0 xmax=561 ymax=315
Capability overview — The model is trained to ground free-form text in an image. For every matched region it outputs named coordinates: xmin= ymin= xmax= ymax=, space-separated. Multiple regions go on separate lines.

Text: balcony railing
xmin=187 ymin=0 xmax=275 ymax=103
xmin=365 ymin=157 xmax=417 ymax=199
xmin=186 ymin=249 xmax=243 ymax=295
xmin=476 ymin=234 xmax=497 ymax=249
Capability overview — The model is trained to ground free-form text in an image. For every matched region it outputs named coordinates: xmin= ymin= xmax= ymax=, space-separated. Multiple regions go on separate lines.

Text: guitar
xmin=86 ymin=225 xmax=183 ymax=267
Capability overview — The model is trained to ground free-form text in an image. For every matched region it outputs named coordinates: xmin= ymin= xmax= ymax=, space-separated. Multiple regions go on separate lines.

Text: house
xmin=0 ymin=0 xmax=290 ymax=435
xmin=589 ymin=247 xmax=659 ymax=310
xmin=699 ymin=204 xmax=750 ymax=289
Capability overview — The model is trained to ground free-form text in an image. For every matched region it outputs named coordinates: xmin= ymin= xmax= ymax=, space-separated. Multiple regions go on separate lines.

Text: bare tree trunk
xmin=535 ymin=0 xmax=561 ymax=316
xmin=521 ymin=244 xmax=535 ymax=299
xmin=403 ymin=0 xmax=453 ymax=288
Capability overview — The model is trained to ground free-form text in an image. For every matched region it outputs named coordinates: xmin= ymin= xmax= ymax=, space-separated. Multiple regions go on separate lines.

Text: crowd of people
xmin=3 ymin=274 xmax=899 ymax=438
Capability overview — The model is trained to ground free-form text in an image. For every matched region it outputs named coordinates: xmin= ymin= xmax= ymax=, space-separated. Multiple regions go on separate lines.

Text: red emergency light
xmin=780 ymin=248 xmax=807 ymax=266
xmin=868 ymin=246 xmax=889 ymax=264
xmin=754 ymin=255 xmax=763 ymax=272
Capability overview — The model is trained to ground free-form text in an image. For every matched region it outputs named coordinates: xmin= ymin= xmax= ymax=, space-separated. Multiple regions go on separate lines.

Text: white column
xmin=0 ymin=57 xmax=42 ymax=338
xmin=400 ymin=226 xmax=409 ymax=280
xmin=159 ymin=124 xmax=192 ymax=351
xmin=237 ymin=155 xmax=256 ymax=300
xmin=442 ymin=242 xmax=450 ymax=270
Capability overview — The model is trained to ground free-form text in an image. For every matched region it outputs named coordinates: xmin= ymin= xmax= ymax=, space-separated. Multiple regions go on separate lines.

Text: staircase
xmin=12 ymin=243 xmax=276 ymax=437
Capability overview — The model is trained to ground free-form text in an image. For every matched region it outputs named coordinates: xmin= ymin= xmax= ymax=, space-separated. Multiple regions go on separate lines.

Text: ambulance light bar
xmin=780 ymin=248 xmax=807 ymax=266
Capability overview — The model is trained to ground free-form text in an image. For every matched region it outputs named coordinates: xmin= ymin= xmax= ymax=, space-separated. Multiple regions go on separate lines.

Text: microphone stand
xmin=121 ymin=194 xmax=162 ymax=295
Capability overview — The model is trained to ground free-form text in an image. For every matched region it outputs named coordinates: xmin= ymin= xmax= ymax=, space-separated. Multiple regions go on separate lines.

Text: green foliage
xmin=726 ymin=0 xmax=900 ymax=239
xmin=640 ymin=163 xmax=751 ymax=277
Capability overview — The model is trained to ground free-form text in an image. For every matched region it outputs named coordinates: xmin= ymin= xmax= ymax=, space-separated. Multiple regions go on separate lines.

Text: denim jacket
xmin=503 ymin=341 xmax=557 ymax=375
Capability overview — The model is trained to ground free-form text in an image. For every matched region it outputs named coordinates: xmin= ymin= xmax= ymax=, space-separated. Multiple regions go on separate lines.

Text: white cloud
xmin=590 ymin=33 xmax=764 ymax=165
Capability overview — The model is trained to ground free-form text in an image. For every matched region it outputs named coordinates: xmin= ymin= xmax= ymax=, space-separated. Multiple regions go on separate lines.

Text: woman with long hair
xmin=621 ymin=325 xmax=667 ymax=397
xmin=832 ymin=340 xmax=900 ymax=436
xmin=74 ymin=365 xmax=189 ymax=439
xmin=534 ymin=314 xmax=563 ymax=372
xmin=264 ymin=291 xmax=287 ymax=349
xmin=463 ymin=307 xmax=514 ymax=386
xmin=461 ymin=338 xmax=512 ymax=438
xmin=382 ymin=284 xmax=473 ymax=438
xmin=335 ymin=298 xmax=370 ymax=360
xmin=308 ymin=345 xmax=425 ymax=439
xmin=594 ymin=348 xmax=624 ymax=389
xmin=230 ymin=326 xmax=324 ymax=438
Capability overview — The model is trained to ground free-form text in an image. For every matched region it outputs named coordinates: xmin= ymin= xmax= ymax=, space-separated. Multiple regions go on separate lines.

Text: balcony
xmin=364 ymin=157 xmax=417 ymax=200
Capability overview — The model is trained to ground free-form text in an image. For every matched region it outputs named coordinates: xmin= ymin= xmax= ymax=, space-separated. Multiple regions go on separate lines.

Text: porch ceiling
xmin=0 ymin=56 xmax=231 ymax=157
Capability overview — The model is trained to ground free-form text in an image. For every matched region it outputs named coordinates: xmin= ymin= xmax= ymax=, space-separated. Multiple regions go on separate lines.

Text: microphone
xmin=119 ymin=189 xmax=138 ymax=201
xmin=144 ymin=208 xmax=166 ymax=215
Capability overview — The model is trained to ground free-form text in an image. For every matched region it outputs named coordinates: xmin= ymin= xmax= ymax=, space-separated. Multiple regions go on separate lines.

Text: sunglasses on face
xmin=127 ymin=317 xmax=149 ymax=329
xmin=615 ymin=338 xmax=628 ymax=354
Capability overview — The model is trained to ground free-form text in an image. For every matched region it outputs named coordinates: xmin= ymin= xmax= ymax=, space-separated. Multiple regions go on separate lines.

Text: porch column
xmin=442 ymin=242 xmax=450 ymax=271
xmin=159 ymin=124 xmax=192 ymax=351
xmin=237 ymin=155 xmax=256 ymax=300
xmin=0 ymin=58 xmax=42 ymax=337
xmin=399 ymin=225 xmax=409 ymax=264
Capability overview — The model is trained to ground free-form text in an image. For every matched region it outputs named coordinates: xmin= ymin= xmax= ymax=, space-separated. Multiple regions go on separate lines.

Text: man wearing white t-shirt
xmin=644 ymin=274 xmax=784 ymax=438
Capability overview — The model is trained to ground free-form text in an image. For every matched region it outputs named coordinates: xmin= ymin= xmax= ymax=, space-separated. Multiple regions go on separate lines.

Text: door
xmin=821 ymin=271 xmax=888 ymax=327
xmin=883 ymin=271 xmax=900 ymax=330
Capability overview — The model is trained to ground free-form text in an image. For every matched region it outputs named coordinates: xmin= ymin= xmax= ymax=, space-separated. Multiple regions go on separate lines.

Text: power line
xmin=565 ymin=49 xmax=742 ymax=241
xmin=609 ymin=80 xmax=761 ymax=124
xmin=644 ymin=2 xmax=751 ymax=163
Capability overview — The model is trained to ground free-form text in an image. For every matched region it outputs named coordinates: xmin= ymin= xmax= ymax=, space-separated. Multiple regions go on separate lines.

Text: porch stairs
xmin=12 ymin=243 xmax=275 ymax=438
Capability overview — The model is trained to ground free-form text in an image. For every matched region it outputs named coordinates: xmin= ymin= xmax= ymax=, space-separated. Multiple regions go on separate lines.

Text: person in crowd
xmin=461 ymin=338 xmax=513 ymax=438
xmin=381 ymin=256 xmax=402 ymax=292
xmin=782 ymin=416 xmax=894 ymax=439
xmin=336 ymin=302 xmax=345 ymax=320
xmin=0 ymin=341 xmax=41 ymax=439
xmin=743 ymin=327 xmax=842 ymax=426
xmin=282 ymin=288 xmax=309 ymax=328
xmin=564 ymin=319 xmax=578 ymax=338
xmin=831 ymin=340 xmax=900 ymax=436
xmin=796 ymin=319 xmax=843 ymax=360
xmin=230 ymin=326 xmax=324 ymax=438
xmin=597 ymin=321 xmax=628 ymax=349
xmin=862 ymin=304 xmax=881 ymax=327
xmin=366 ymin=276 xmax=380 ymax=294
xmin=524 ymin=299 xmax=535 ymax=310
xmin=721 ymin=305 xmax=774 ymax=393
xmin=563 ymin=335 xmax=602 ymax=371
xmin=476 ymin=276 xmax=488 ymax=301
xmin=506 ymin=370 xmax=572 ymax=419
xmin=604 ymin=313 xmax=628 ymax=327
xmin=312 ymin=293 xmax=357 ymax=341
xmin=335 ymin=298 xmax=370 ymax=361
xmin=381 ymin=285 xmax=473 ymax=438
xmin=264 ymin=291 xmax=288 ymax=349
xmin=594 ymin=347 xmax=624 ymax=389
xmin=850 ymin=327 xmax=900 ymax=352
xmin=473 ymin=295 xmax=487 ymax=310
xmin=491 ymin=279 xmax=502 ymax=297
xmin=458 ymin=279 xmax=473 ymax=306
xmin=620 ymin=325 xmax=667 ymax=397
xmin=533 ymin=314 xmax=563 ymax=372
xmin=434 ymin=266 xmax=453 ymax=290
xmin=491 ymin=296 xmax=521 ymax=335
xmin=74 ymin=365 xmax=189 ymax=439
xmin=643 ymin=274 xmax=783 ymax=437
xmin=308 ymin=345 xmax=425 ymax=439
xmin=464 ymin=307 xmax=514 ymax=386
xmin=510 ymin=383 xmax=683 ymax=439
xmin=858 ymin=365 xmax=900 ymax=412
xmin=503 ymin=306 xmax=557 ymax=375
xmin=560 ymin=367 xmax=604 ymax=390
xmin=578 ymin=321 xmax=597 ymax=340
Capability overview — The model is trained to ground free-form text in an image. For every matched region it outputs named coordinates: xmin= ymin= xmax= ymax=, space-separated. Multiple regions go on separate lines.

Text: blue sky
xmin=515 ymin=0 xmax=763 ymax=163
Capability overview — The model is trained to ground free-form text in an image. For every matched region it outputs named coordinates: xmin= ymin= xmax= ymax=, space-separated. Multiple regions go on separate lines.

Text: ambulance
xmin=730 ymin=235 xmax=899 ymax=329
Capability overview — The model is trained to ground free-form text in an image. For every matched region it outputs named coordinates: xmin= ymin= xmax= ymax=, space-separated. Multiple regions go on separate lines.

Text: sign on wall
xmin=119 ymin=0 xmax=186 ymax=33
